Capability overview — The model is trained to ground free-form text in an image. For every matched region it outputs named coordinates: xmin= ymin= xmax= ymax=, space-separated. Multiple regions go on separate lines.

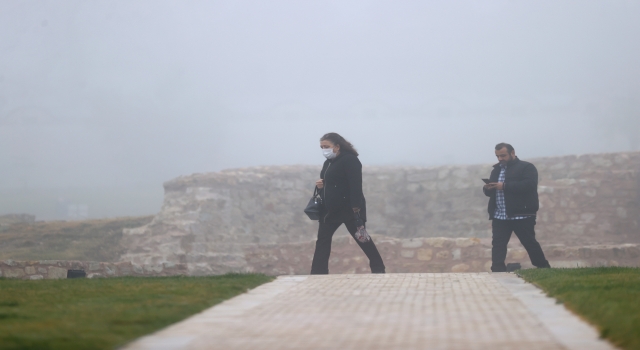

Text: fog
xmin=1 ymin=1 xmax=639 ymax=219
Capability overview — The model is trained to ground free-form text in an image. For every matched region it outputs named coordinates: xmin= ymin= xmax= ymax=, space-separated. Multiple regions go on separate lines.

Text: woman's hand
xmin=315 ymin=179 xmax=324 ymax=189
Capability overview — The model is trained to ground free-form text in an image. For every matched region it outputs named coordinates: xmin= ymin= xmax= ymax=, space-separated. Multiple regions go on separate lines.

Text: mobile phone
xmin=482 ymin=178 xmax=491 ymax=184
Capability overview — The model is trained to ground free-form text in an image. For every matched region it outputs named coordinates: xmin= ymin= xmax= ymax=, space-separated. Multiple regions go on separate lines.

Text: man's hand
xmin=315 ymin=179 xmax=324 ymax=189
xmin=485 ymin=182 xmax=504 ymax=191
xmin=353 ymin=207 xmax=360 ymax=213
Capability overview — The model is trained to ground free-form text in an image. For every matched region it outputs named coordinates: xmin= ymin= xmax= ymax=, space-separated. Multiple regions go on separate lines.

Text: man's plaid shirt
xmin=494 ymin=164 xmax=527 ymax=220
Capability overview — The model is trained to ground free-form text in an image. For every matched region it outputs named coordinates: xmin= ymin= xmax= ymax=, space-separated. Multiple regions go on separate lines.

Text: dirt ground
xmin=0 ymin=216 xmax=153 ymax=262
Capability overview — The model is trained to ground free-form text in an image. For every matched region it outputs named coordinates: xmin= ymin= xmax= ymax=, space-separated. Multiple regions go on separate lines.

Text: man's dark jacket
xmin=317 ymin=152 xmax=366 ymax=223
xmin=483 ymin=157 xmax=539 ymax=219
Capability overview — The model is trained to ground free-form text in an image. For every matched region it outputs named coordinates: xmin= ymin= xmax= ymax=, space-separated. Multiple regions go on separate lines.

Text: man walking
xmin=483 ymin=143 xmax=551 ymax=272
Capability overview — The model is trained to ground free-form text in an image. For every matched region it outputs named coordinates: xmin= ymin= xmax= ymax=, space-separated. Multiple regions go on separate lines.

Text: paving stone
xmin=124 ymin=273 xmax=614 ymax=350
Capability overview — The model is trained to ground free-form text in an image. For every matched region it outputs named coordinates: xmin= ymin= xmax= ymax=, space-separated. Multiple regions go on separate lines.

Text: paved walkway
xmin=124 ymin=273 xmax=615 ymax=350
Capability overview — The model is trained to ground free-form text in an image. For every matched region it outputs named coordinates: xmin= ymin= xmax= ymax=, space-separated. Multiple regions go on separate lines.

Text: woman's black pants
xmin=310 ymin=220 xmax=386 ymax=274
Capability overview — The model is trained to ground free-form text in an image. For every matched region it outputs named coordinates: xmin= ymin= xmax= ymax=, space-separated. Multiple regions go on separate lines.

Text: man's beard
xmin=500 ymin=155 xmax=513 ymax=164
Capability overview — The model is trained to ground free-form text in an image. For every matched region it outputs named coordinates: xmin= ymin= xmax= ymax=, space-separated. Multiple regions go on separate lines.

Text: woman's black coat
xmin=317 ymin=152 xmax=367 ymax=223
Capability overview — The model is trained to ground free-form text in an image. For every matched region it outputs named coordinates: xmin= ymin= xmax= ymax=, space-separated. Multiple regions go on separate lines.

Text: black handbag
xmin=304 ymin=187 xmax=323 ymax=220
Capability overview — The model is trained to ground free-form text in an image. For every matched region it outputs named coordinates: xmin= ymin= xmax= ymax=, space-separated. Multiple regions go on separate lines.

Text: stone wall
xmin=3 ymin=239 xmax=639 ymax=279
xmin=0 ymin=259 xmax=187 ymax=280
xmin=119 ymin=152 xmax=640 ymax=275
xmin=243 ymin=237 xmax=640 ymax=274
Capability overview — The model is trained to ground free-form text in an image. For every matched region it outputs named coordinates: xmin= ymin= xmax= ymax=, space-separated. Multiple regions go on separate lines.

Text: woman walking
xmin=311 ymin=132 xmax=386 ymax=274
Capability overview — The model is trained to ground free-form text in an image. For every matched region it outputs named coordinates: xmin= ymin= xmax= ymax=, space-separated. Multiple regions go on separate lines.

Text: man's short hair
xmin=495 ymin=143 xmax=514 ymax=153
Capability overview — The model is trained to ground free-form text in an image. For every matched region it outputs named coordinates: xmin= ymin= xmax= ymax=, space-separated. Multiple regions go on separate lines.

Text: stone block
xmin=435 ymin=251 xmax=451 ymax=260
xmin=459 ymin=248 xmax=476 ymax=259
xmin=144 ymin=264 xmax=164 ymax=273
xmin=133 ymin=265 xmax=144 ymax=274
xmin=625 ymin=246 xmax=639 ymax=258
xmin=38 ymin=260 xmax=58 ymax=265
xmin=469 ymin=260 xmax=485 ymax=271
xmin=425 ymin=237 xmax=454 ymax=248
xmin=401 ymin=239 xmax=423 ymax=248
xmin=509 ymin=249 xmax=527 ymax=260
xmin=47 ymin=267 xmax=68 ymax=279
xmin=400 ymin=250 xmax=415 ymax=258
xmin=3 ymin=259 xmax=17 ymax=267
xmin=395 ymin=262 xmax=418 ymax=272
xmin=116 ymin=262 xmax=133 ymax=275
xmin=595 ymin=247 xmax=615 ymax=259
xmin=451 ymin=248 xmax=461 ymax=260
xmin=87 ymin=273 xmax=103 ymax=279
xmin=612 ymin=247 xmax=625 ymax=258
xmin=38 ymin=267 xmax=47 ymax=274
xmin=455 ymin=238 xmax=480 ymax=248
xmin=29 ymin=275 xmax=43 ymax=280
xmin=416 ymin=249 xmax=433 ymax=261
xmin=68 ymin=261 xmax=84 ymax=270
xmin=578 ymin=248 xmax=592 ymax=258
xmin=104 ymin=265 xmax=116 ymax=275
xmin=424 ymin=263 xmax=446 ymax=273
xmin=451 ymin=263 xmax=470 ymax=272
xmin=550 ymin=248 xmax=565 ymax=257
xmin=564 ymin=248 xmax=580 ymax=258
xmin=24 ymin=266 xmax=36 ymax=275
xmin=4 ymin=268 xmax=25 ymax=278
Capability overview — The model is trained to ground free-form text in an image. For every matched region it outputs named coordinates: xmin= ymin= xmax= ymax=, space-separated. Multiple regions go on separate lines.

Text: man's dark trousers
xmin=311 ymin=221 xmax=386 ymax=274
xmin=491 ymin=217 xmax=550 ymax=272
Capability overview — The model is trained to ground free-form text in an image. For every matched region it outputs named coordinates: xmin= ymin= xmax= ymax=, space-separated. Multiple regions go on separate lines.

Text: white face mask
xmin=322 ymin=148 xmax=337 ymax=159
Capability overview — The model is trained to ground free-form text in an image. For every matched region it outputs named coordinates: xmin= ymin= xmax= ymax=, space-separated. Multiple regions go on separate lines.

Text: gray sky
xmin=1 ymin=0 xmax=639 ymax=193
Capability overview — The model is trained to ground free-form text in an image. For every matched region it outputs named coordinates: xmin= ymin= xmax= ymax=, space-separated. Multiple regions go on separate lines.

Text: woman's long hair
xmin=320 ymin=133 xmax=359 ymax=156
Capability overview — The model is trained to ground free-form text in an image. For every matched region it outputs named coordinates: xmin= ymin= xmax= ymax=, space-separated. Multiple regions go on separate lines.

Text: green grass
xmin=517 ymin=267 xmax=640 ymax=350
xmin=0 ymin=274 xmax=274 ymax=350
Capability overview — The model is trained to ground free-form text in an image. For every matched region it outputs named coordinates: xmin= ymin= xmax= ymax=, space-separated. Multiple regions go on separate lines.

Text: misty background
xmin=1 ymin=0 xmax=639 ymax=220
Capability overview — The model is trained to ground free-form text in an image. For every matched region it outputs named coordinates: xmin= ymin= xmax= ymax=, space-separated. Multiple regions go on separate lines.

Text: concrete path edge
xmin=492 ymin=273 xmax=615 ymax=350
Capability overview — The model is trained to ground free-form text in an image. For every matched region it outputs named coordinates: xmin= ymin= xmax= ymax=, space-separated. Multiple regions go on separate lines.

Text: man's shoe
xmin=506 ymin=263 xmax=521 ymax=272
xmin=491 ymin=263 xmax=507 ymax=272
